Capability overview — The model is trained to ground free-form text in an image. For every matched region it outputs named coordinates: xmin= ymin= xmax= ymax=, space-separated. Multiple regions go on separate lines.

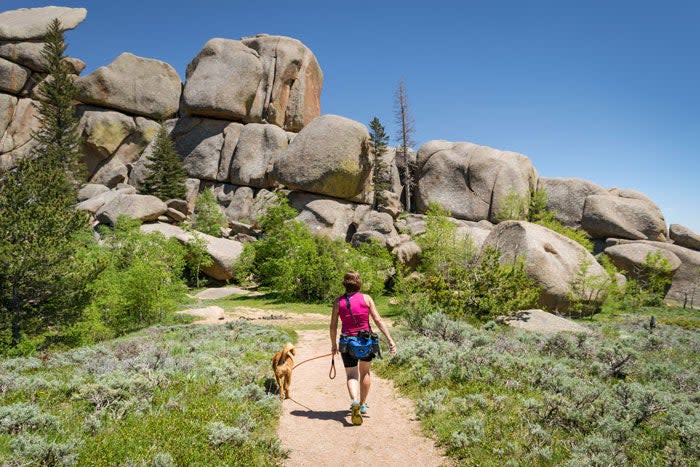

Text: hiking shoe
xmin=351 ymin=401 xmax=363 ymax=426
xmin=360 ymin=403 xmax=368 ymax=415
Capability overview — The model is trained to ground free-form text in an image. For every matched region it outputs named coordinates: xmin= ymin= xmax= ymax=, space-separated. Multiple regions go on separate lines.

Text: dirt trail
xmin=179 ymin=293 xmax=448 ymax=465
xmin=277 ymin=329 xmax=448 ymax=466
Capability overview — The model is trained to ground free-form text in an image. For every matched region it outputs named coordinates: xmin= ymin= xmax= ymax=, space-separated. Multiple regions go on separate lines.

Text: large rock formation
xmin=76 ymin=53 xmax=181 ymax=119
xmin=0 ymin=97 xmax=40 ymax=170
xmin=288 ymin=191 xmax=358 ymax=240
xmin=483 ymin=221 xmax=607 ymax=313
xmin=539 ymin=177 xmax=608 ymax=228
xmin=606 ymin=239 xmax=700 ymax=306
xmin=0 ymin=57 xmax=29 ymax=94
xmin=604 ymin=243 xmax=681 ymax=279
xmin=415 ymin=141 xmax=538 ymax=222
xmin=581 ymin=189 xmax=666 ymax=241
xmin=182 ymin=35 xmax=322 ymax=131
xmin=272 ymin=115 xmax=373 ymax=203
xmin=95 ymin=193 xmax=168 ymax=226
xmin=229 ymin=123 xmax=288 ymax=188
xmin=240 ymin=35 xmax=323 ymax=132
xmin=0 ymin=6 xmax=87 ymax=40
xmin=669 ymin=224 xmax=700 ymax=251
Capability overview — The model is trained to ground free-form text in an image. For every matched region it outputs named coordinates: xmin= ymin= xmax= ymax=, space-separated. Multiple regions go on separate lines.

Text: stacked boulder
xmin=0 ymin=7 xmax=87 ymax=170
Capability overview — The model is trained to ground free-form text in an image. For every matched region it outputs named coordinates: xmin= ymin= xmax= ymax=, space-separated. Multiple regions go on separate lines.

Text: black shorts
xmin=340 ymin=350 xmax=375 ymax=368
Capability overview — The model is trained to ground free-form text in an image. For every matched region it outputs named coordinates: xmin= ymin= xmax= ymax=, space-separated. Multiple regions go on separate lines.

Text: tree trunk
xmin=402 ymin=152 xmax=412 ymax=212
xmin=11 ymin=280 xmax=21 ymax=347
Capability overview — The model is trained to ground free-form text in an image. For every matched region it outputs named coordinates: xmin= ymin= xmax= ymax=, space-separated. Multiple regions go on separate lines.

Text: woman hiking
xmin=330 ymin=271 xmax=397 ymax=425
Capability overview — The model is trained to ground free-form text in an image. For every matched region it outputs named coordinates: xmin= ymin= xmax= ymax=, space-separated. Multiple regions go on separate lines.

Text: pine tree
xmin=368 ymin=117 xmax=391 ymax=210
xmin=141 ymin=125 xmax=187 ymax=201
xmin=0 ymin=19 xmax=93 ymax=349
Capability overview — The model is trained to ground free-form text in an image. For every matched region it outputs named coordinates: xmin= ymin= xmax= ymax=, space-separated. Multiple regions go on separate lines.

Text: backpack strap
xmin=343 ymin=293 xmax=360 ymax=328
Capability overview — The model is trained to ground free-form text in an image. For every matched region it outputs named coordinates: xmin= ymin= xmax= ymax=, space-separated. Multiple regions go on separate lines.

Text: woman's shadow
xmin=289 ymin=409 xmax=356 ymax=427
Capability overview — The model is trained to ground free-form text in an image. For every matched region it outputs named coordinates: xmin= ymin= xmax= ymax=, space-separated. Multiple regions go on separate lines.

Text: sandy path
xmin=277 ymin=329 xmax=448 ymax=466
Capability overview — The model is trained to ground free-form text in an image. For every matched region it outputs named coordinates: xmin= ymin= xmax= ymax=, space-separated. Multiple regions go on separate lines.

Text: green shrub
xmin=182 ymin=230 xmax=214 ymax=288
xmin=0 ymin=402 xmax=60 ymax=434
xmin=567 ymin=254 xmax=615 ymax=316
xmin=537 ymin=217 xmax=594 ymax=252
xmin=495 ymin=189 xmax=529 ymax=222
xmin=495 ymin=187 xmax=594 ymax=252
xmin=10 ymin=433 xmax=79 ymax=466
xmin=192 ymin=189 xmax=227 ymax=237
xmin=400 ymin=202 xmax=540 ymax=323
xmin=237 ymin=193 xmax=393 ymax=303
xmin=85 ymin=217 xmax=187 ymax=337
xmin=601 ymin=251 xmax=674 ymax=313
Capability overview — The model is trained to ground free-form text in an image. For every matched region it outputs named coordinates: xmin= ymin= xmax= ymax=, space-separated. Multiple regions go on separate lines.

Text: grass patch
xmin=192 ymin=291 xmax=397 ymax=318
xmin=0 ymin=322 xmax=292 ymax=465
xmin=587 ymin=305 xmax=700 ymax=329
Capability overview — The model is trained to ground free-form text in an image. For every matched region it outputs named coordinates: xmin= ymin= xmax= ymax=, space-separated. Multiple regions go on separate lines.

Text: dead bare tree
xmin=394 ymin=79 xmax=416 ymax=212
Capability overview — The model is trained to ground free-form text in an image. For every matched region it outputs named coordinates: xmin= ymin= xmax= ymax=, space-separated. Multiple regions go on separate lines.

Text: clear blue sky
xmin=5 ymin=1 xmax=699 ymax=232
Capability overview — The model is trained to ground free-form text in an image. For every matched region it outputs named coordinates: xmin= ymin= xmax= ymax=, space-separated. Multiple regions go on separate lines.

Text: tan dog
xmin=272 ymin=342 xmax=295 ymax=400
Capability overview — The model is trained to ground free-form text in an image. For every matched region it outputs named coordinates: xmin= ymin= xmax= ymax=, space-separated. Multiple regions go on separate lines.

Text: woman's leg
xmin=345 ymin=366 xmax=359 ymax=401
xmin=359 ymin=360 xmax=372 ymax=404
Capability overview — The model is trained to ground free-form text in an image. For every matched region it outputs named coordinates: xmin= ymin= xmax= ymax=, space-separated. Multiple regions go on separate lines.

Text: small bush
xmin=192 ymin=189 xmax=228 ymax=237
xmin=207 ymin=421 xmax=248 ymax=447
xmin=0 ymin=402 xmax=60 ymax=434
xmin=11 ymin=433 xmax=79 ymax=466
xmin=237 ymin=193 xmax=393 ymax=302
xmin=567 ymin=254 xmax=614 ymax=316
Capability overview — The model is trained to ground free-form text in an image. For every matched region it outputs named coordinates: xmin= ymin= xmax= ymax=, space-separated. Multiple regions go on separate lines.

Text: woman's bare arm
xmin=330 ymin=300 xmax=339 ymax=355
xmin=365 ymin=294 xmax=397 ymax=355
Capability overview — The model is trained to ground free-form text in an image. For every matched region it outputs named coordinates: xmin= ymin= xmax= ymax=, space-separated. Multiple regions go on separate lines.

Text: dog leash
xmin=292 ymin=352 xmax=336 ymax=379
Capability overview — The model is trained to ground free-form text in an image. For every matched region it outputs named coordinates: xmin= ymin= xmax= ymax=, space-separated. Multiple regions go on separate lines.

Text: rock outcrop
xmin=483 ymin=221 xmax=607 ymax=313
xmin=606 ymin=239 xmax=700 ymax=306
xmin=669 ymin=224 xmax=700 ymax=251
xmin=2 ymin=4 xmax=697 ymax=311
xmin=539 ymin=177 xmax=608 ymax=228
xmin=230 ymin=123 xmax=288 ymax=188
xmin=0 ymin=97 xmax=40 ymax=170
xmin=76 ymin=53 xmax=181 ymax=119
xmin=604 ymin=243 xmax=681 ymax=279
xmin=182 ymin=35 xmax=322 ymax=131
xmin=95 ymin=193 xmax=168 ymax=226
xmin=288 ymin=191 xmax=358 ymax=240
xmin=272 ymin=115 xmax=373 ymax=203
xmin=0 ymin=6 xmax=87 ymax=40
xmin=415 ymin=141 xmax=537 ymax=223
xmin=581 ymin=189 xmax=666 ymax=241
xmin=140 ymin=222 xmax=244 ymax=281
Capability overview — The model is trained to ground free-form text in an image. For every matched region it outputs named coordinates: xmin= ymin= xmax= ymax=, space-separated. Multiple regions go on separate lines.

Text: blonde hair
xmin=342 ymin=271 xmax=362 ymax=293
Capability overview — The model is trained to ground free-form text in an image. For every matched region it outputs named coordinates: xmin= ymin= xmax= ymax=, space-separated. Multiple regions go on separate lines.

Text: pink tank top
xmin=338 ymin=293 xmax=372 ymax=336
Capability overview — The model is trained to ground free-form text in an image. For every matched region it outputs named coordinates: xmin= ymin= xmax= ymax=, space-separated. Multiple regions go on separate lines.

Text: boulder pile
xmin=1 ymin=6 xmax=698 ymax=307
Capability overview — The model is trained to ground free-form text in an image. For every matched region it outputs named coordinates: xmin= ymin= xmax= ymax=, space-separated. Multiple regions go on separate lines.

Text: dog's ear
xmin=290 ymin=347 xmax=296 ymax=356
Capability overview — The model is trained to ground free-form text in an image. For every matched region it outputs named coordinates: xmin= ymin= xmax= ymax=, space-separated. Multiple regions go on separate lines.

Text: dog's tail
xmin=272 ymin=342 xmax=295 ymax=367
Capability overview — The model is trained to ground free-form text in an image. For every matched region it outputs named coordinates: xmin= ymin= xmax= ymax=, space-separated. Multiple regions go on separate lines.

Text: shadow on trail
xmin=289 ymin=409 xmax=355 ymax=427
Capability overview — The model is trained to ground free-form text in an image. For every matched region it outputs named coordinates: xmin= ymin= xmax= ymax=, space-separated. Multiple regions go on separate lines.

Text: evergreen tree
xmin=368 ymin=117 xmax=391 ymax=210
xmin=0 ymin=19 xmax=93 ymax=349
xmin=141 ymin=125 xmax=187 ymax=200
